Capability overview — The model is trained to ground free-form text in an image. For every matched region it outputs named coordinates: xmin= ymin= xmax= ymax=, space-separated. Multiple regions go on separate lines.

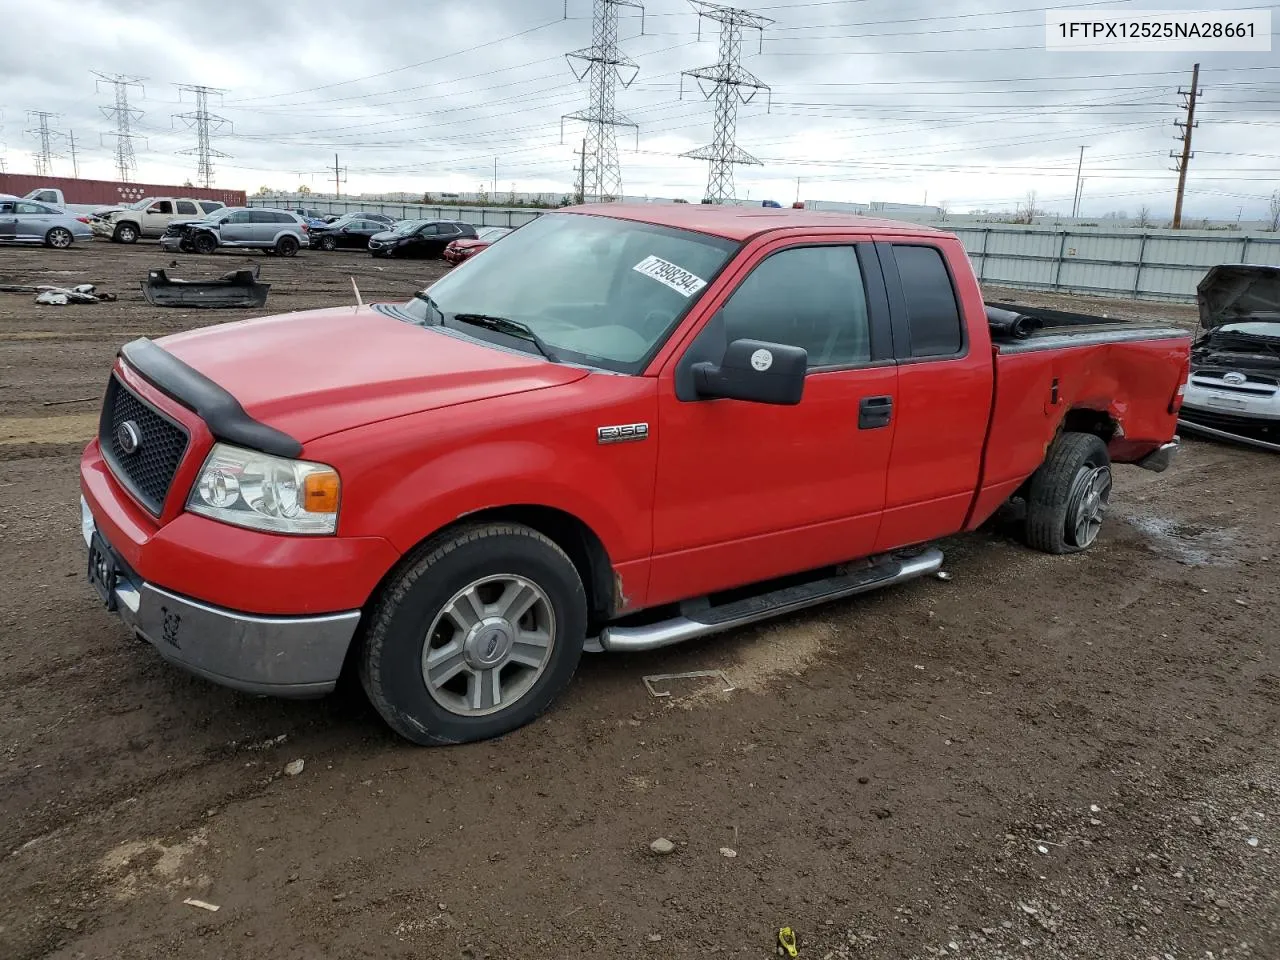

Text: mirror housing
xmin=692 ymin=338 xmax=807 ymax=405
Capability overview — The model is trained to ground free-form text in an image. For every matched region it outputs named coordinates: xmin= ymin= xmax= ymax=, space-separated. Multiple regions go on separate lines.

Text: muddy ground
xmin=1 ymin=242 xmax=1275 ymax=960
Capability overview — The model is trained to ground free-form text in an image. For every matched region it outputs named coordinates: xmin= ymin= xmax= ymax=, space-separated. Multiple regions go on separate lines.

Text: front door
xmin=0 ymin=200 xmax=18 ymax=241
xmin=648 ymin=239 xmax=899 ymax=605
xmin=141 ymin=200 xmax=173 ymax=237
xmin=218 ymin=210 xmax=254 ymax=244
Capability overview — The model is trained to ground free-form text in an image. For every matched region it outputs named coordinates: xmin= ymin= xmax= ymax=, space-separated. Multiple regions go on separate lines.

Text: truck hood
xmin=155 ymin=305 xmax=589 ymax=443
xmin=1197 ymin=264 xmax=1280 ymax=329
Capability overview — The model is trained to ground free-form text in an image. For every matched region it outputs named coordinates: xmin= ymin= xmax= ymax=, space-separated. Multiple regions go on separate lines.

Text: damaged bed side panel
xmin=141 ymin=268 xmax=270 ymax=309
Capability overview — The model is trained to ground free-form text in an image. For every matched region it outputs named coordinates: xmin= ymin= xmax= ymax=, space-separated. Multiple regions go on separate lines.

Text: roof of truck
xmin=561 ymin=203 xmax=945 ymax=242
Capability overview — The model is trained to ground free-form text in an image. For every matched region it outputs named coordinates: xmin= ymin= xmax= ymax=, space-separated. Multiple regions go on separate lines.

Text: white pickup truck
xmin=21 ymin=188 xmax=124 ymax=218
xmin=91 ymin=196 xmax=228 ymax=244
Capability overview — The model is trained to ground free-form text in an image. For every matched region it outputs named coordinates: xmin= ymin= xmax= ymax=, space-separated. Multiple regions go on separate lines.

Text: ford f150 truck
xmin=80 ymin=205 xmax=1190 ymax=745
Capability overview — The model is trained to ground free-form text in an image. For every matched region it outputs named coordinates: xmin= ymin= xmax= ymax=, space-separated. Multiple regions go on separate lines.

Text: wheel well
xmin=1061 ymin=407 xmax=1119 ymax=442
xmin=429 ymin=506 xmax=616 ymax=629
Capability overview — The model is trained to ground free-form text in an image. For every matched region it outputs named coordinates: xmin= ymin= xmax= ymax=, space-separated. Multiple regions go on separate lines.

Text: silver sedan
xmin=0 ymin=195 xmax=95 ymax=248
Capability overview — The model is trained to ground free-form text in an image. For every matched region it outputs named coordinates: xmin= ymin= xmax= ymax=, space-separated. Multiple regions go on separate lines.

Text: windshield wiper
xmin=454 ymin=313 xmax=560 ymax=362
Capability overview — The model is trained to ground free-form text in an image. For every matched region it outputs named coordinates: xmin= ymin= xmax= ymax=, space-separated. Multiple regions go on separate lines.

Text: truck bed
xmin=984 ymin=301 xmax=1187 ymax=353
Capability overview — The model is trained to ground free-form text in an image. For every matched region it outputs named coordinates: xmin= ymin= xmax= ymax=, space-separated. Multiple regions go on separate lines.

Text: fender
xmin=304 ymin=374 xmax=660 ymax=596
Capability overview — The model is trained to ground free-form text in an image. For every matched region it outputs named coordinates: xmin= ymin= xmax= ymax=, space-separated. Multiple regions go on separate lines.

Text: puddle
xmin=1125 ymin=514 xmax=1238 ymax=566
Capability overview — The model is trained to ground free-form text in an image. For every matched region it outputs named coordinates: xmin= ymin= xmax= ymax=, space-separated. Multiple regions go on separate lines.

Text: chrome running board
xmin=591 ymin=548 xmax=944 ymax=654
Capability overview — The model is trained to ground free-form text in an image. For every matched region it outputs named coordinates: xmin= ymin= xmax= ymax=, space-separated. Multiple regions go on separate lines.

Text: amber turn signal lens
xmin=302 ymin=471 xmax=340 ymax=513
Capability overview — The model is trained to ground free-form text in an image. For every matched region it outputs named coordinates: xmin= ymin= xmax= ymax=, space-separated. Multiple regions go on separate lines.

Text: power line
xmin=681 ymin=1 xmax=773 ymax=204
xmin=174 ymin=84 xmax=232 ymax=187
xmin=563 ymin=0 xmax=646 ymax=202
xmin=94 ymin=72 xmax=147 ymax=182
xmin=24 ymin=110 xmax=63 ymax=177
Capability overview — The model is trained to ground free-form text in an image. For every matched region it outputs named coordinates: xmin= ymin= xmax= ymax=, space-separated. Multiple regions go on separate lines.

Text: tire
xmin=359 ymin=523 xmax=588 ymax=746
xmin=45 ymin=227 xmax=74 ymax=249
xmin=1024 ymin=432 xmax=1113 ymax=555
xmin=318 ymin=235 xmax=336 ymax=251
xmin=193 ymin=233 xmax=217 ymax=255
xmin=276 ymin=235 xmax=300 ymax=258
xmin=113 ymin=222 xmax=139 ymax=244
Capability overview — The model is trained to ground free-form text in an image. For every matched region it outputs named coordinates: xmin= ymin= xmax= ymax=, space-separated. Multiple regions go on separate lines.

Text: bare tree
xmin=937 ymin=199 xmax=951 ymax=222
xmin=1268 ymin=191 xmax=1280 ymax=232
xmin=1135 ymin=205 xmax=1152 ymax=228
xmin=1016 ymin=190 xmax=1038 ymax=224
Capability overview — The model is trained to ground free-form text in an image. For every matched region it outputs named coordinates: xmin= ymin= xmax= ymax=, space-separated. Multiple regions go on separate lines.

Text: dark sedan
xmin=368 ymin=219 xmax=477 ymax=259
xmin=309 ymin=216 xmax=389 ymax=251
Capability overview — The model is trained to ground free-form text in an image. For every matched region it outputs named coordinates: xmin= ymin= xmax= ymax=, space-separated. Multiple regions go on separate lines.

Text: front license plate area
xmin=1205 ymin=394 xmax=1247 ymax=411
xmin=87 ymin=532 xmax=118 ymax=611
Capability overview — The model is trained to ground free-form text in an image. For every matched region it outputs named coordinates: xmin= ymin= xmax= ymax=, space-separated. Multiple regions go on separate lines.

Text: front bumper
xmin=81 ymin=496 xmax=361 ymax=697
xmin=1180 ymin=382 xmax=1280 ymax=452
xmin=158 ymin=235 xmax=186 ymax=252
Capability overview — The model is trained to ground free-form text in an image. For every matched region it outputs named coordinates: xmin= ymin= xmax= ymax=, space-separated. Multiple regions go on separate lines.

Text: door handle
xmin=858 ymin=395 xmax=893 ymax=430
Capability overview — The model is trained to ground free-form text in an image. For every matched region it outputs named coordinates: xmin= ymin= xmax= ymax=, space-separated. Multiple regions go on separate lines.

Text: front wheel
xmin=113 ymin=223 xmax=138 ymax=244
xmin=359 ymin=523 xmax=587 ymax=746
xmin=45 ymin=227 xmax=74 ymax=249
xmin=193 ymin=233 xmax=217 ymax=255
xmin=1024 ymin=432 xmax=1113 ymax=554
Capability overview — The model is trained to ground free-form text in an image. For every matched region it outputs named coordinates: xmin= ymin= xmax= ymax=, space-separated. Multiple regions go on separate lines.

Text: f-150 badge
xmin=597 ymin=423 xmax=649 ymax=444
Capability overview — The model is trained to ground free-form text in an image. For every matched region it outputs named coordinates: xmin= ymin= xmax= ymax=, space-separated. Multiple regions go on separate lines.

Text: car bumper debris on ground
xmin=1 ymin=245 xmax=1277 ymax=960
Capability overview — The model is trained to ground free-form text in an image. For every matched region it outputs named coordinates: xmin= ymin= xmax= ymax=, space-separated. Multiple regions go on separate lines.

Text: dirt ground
xmin=1 ymin=242 xmax=1276 ymax=960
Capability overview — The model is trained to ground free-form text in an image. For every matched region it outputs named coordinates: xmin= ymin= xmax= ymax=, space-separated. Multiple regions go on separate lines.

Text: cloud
xmin=1 ymin=0 xmax=1275 ymax=218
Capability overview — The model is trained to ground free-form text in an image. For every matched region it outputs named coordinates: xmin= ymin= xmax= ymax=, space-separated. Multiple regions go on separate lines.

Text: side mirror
xmin=692 ymin=338 xmax=807 ymax=405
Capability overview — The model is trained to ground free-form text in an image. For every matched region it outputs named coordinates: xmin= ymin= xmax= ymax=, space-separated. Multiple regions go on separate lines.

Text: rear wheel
xmin=276 ymin=235 xmax=300 ymax=257
xmin=113 ymin=222 xmax=138 ymax=244
xmin=317 ymin=235 xmax=337 ymax=251
xmin=45 ymin=227 xmax=74 ymax=249
xmin=1024 ymin=432 xmax=1113 ymax=554
xmin=359 ymin=523 xmax=587 ymax=746
xmin=193 ymin=233 xmax=217 ymax=255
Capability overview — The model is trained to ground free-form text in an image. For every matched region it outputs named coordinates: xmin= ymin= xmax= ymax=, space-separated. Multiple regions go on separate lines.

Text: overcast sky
xmin=1 ymin=0 xmax=1275 ymax=218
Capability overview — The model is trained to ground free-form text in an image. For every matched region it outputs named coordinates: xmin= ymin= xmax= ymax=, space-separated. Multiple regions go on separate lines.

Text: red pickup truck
xmin=80 ymin=205 xmax=1190 ymax=745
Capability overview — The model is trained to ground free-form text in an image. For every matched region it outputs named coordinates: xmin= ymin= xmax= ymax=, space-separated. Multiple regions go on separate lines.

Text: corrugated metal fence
xmin=252 ymin=197 xmax=1280 ymax=303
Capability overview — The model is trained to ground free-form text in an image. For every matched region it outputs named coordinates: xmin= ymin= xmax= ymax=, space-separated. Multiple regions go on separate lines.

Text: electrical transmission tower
xmin=173 ymin=84 xmax=231 ymax=188
xmin=680 ymin=1 xmax=772 ymax=204
xmin=94 ymin=72 xmax=148 ymax=182
xmin=25 ymin=111 xmax=63 ymax=177
xmin=1170 ymin=62 xmax=1201 ymax=230
xmin=562 ymin=0 xmax=645 ymax=202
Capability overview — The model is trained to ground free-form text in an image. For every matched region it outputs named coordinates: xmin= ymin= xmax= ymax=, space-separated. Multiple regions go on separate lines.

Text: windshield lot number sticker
xmin=750 ymin=349 xmax=773 ymax=371
xmin=633 ymin=255 xmax=707 ymax=298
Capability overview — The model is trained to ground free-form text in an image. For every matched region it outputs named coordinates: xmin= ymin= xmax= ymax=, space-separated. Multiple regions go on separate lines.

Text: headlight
xmin=186 ymin=443 xmax=340 ymax=535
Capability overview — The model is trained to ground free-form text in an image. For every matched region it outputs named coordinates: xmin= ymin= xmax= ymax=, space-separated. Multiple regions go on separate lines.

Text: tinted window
xmin=150 ymin=201 xmax=173 ymax=214
xmin=720 ymin=245 xmax=871 ymax=368
xmin=15 ymin=201 xmax=53 ymax=215
xmin=226 ymin=210 xmax=254 ymax=224
xmin=176 ymin=201 xmax=198 ymax=215
xmin=894 ymin=245 xmax=963 ymax=358
xmin=32 ymin=190 xmax=58 ymax=203
xmin=418 ymin=223 xmax=440 ymax=236
xmin=273 ymin=212 xmax=296 ymax=224
xmin=199 ymin=201 xmax=223 ymax=214
xmin=0 ymin=202 xmax=14 ymax=213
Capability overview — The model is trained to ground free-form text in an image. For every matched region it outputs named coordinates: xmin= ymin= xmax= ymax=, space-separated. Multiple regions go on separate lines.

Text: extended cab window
xmin=176 ymin=201 xmax=198 ymax=215
xmin=721 ymin=245 xmax=871 ymax=368
xmin=894 ymin=245 xmax=963 ymax=357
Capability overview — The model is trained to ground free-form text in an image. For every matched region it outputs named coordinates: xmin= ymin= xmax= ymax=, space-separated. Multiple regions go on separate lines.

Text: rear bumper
xmin=1135 ymin=438 xmax=1179 ymax=472
xmin=82 ymin=496 xmax=360 ymax=696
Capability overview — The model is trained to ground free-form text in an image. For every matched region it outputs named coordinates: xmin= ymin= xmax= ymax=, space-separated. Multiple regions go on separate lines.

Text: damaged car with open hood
xmin=1179 ymin=264 xmax=1280 ymax=453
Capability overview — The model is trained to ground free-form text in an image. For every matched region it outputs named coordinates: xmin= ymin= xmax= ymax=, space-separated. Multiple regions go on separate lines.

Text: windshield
xmin=392 ymin=219 xmax=428 ymax=235
xmin=400 ymin=212 xmax=738 ymax=373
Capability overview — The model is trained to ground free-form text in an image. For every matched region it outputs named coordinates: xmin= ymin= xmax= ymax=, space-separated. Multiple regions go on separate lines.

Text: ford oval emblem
xmin=1222 ymin=371 xmax=1247 ymax=386
xmin=116 ymin=420 xmax=142 ymax=455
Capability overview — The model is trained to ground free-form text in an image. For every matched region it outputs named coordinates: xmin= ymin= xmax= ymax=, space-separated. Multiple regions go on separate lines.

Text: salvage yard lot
xmin=1 ymin=242 xmax=1276 ymax=959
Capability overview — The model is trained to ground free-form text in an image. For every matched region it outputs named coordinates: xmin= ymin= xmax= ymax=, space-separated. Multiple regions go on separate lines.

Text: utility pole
xmin=1170 ymin=62 xmax=1201 ymax=229
xmin=794 ymin=176 xmax=800 ymax=204
xmin=66 ymin=129 xmax=80 ymax=178
xmin=493 ymin=157 xmax=498 ymax=197
xmin=173 ymin=84 xmax=231 ymax=187
xmin=680 ymin=1 xmax=774 ymax=204
xmin=563 ymin=0 xmax=645 ymax=202
xmin=332 ymin=153 xmax=347 ymax=198
xmin=1071 ymin=146 xmax=1087 ymax=218
xmin=94 ymin=72 xmax=148 ymax=182
xmin=25 ymin=111 xmax=63 ymax=178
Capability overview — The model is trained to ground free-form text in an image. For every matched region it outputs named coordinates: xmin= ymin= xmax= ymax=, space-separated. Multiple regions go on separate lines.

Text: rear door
xmin=0 ymin=200 xmax=18 ymax=242
xmin=871 ymin=240 xmax=993 ymax=550
xmin=648 ymin=237 xmax=899 ymax=604
xmin=174 ymin=200 xmax=200 ymax=219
